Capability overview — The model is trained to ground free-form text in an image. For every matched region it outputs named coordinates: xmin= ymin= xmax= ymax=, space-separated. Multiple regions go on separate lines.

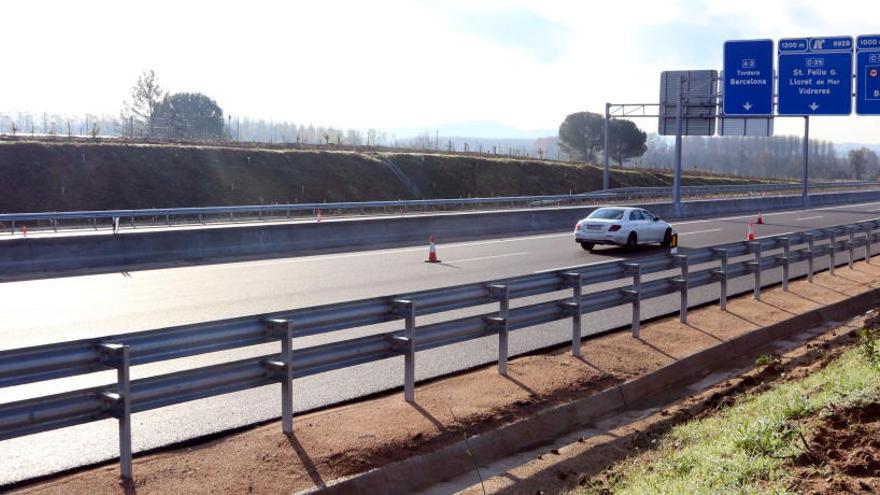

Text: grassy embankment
xmin=578 ymin=327 xmax=880 ymax=494
xmin=0 ymin=141 xmax=768 ymax=213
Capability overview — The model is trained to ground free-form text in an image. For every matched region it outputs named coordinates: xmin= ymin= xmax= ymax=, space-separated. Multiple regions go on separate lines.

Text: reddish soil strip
xmin=10 ymin=261 xmax=880 ymax=495
xmin=793 ymin=402 xmax=880 ymax=494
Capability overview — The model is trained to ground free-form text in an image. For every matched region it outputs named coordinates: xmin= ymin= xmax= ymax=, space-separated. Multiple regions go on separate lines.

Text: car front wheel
xmin=661 ymin=228 xmax=673 ymax=248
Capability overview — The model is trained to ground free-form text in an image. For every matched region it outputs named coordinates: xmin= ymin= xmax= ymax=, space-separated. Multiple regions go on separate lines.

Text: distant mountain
xmin=394 ymin=120 xmax=555 ymax=140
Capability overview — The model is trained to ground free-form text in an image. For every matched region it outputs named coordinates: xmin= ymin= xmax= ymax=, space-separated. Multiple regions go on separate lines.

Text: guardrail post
xmin=748 ymin=241 xmax=762 ymax=300
xmin=830 ymin=231 xmax=837 ymax=276
xmin=264 ymin=319 xmax=295 ymax=434
xmin=97 ymin=343 xmax=133 ymax=482
xmin=672 ymin=255 xmax=688 ymax=324
xmin=807 ymin=233 xmax=815 ymax=282
xmin=848 ymin=227 xmax=855 ymax=270
xmin=486 ymin=284 xmax=510 ymax=374
xmin=52 ymin=218 xmax=58 ymax=232
xmin=711 ymin=248 xmax=728 ymax=310
xmin=392 ymin=299 xmax=417 ymax=403
xmin=781 ymin=238 xmax=791 ymax=291
xmin=622 ymin=263 xmax=641 ymax=338
xmin=865 ymin=225 xmax=873 ymax=264
xmin=561 ymin=272 xmax=584 ymax=357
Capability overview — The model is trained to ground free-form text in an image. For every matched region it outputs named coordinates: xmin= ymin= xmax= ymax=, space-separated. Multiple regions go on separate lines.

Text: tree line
xmin=635 ymin=134 xmax=878 ymax=180
xmin=556 ymin=110 xmax=878 ymax=180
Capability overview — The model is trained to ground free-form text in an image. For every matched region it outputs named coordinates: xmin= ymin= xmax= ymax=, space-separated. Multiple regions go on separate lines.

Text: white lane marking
xmin=449 ymin=252 xmax=529 ymax=263
xmin=678 ymin=228 xmax=722 ymax=236
xmin=867 ymin=208 xmax=880 ymax=212
xmin=441 ymin=232 xmax=570 ymax=248
xmin=822 ymin=200 xmax=880 ymax=210
xmin=191 ymin=233 xmax=569 ymax=270
xmin=796 ymin=215 xmax=824 ymax=221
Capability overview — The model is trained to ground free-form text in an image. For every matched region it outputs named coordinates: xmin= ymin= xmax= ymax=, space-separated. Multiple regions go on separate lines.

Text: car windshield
xmin=588 ymin=208 xmax=625 ymax=220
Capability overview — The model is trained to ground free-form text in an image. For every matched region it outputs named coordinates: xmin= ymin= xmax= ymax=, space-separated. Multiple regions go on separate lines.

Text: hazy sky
xmin=3 ymin=0 xmax=879 ymax=142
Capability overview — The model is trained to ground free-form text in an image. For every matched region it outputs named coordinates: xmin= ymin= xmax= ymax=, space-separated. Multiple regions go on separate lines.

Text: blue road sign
xmin=723 ymin=40 xmax=774 ymax=115
xmin=856 ymin=35 xmax=880 ymax=115
xmin=778 ymin=36 xmax=853 ymax=115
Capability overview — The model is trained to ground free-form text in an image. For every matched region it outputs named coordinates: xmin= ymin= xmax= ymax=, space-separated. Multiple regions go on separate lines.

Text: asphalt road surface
xmin=3 ymin=200 xmax=880 ymax=484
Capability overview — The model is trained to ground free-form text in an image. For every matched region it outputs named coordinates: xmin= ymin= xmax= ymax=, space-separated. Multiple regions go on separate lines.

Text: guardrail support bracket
xmin=848 ymin=227 xmax=855 ymax=270
xmin=622 ymin=263 xmax=641 ymax=338
xmin=97 ymin=342 xmax=133 ymax=482
xmin=265 ymin=318 xmax=295 ymax=434
xmin=747 ymin=242 xmax=762 ymax=300
xmin=561 ymin=272 xmax=584 ymax=357
xmin=830 ymin=231 xmax=837 ymax=276
xmin=392 ymin=299 xmax=417 ymax=403
xmin=806 ymin=234 xmax=816 ymax=282
xmin=781 ymin=238 xmax=791 ymax=291
xmin=672 ymin=255 xmax=688 ymax=323
xmin=487 ymin=284 xmax=510 ymax=375
xmin=710 ymin=248 xmax=729 ymax=311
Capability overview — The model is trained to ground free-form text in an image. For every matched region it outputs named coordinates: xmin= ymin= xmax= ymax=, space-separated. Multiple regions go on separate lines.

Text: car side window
xmin=629 ymin=210 xmax=643 ymax=221
xmin=643 ymin=211 xmax=655 ymax=221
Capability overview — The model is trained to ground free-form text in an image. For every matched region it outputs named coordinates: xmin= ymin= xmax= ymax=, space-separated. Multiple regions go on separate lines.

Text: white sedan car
xmin=573 ymin=207 xmax=675 ymax=251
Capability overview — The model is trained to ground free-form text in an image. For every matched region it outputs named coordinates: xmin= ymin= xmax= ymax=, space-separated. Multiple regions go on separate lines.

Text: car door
xmin=644 ymin=210 xmax=665 ymax=241
xmin=628 ymin=210 xmax=646 ymax=242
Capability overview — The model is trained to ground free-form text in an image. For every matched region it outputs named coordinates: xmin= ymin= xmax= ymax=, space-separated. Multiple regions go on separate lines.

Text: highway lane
xmin=2 ymin=200 xmax=880 ymax=484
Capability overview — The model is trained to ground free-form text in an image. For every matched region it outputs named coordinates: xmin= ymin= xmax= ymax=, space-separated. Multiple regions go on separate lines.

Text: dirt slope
xmin=0 ymin=141 xmax=760 ymax=213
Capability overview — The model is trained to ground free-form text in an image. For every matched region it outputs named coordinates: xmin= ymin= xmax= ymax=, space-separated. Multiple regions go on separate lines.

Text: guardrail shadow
xmin=286 ymin=434 xmax=326 ymax=489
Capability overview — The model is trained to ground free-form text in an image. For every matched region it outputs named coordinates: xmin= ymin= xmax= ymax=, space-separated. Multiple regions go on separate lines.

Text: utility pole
xmin=672 ymin=76 xmax=685 ymax=217
xmin=802 ymin=116 xmax=810 ymax=206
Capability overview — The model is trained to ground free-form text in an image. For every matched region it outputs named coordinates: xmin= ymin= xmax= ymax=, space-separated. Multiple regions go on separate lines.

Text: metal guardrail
xmin=1 ymin=218 xmax=879 ymax=481
xmin=1 ymin=181 xmax=876 ymax=234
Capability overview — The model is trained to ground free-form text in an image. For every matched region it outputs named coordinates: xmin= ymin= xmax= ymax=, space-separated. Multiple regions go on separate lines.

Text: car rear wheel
xmin=661 ymin=228 xmax=673 ymax=248
xmin=580 ymin=242 xmax=595 ymax=251
xmin=625 ymin=232 xmax=638 ymax=251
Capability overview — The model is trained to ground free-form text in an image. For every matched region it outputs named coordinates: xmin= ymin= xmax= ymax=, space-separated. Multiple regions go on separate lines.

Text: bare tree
xmin=849 ymin=147 xmax=880 ymax=180
xmin=121 ymin=70 xmax=164 ymax=136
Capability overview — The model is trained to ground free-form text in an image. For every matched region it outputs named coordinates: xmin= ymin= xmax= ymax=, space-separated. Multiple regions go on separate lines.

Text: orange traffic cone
xmin=316 ymin=209 xmax=322 ymax=223
xmin=746 ymin=221 xmax=756 ymax=241
xmin=756 ymin=211 xmax=764 ymax=225
xmin=425 ymin=235 xmax=441 ymax=263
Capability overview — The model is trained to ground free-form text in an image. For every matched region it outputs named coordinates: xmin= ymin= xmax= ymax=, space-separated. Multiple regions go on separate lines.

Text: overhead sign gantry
xmin=603 ymin=33 xmax=880 ymax=215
